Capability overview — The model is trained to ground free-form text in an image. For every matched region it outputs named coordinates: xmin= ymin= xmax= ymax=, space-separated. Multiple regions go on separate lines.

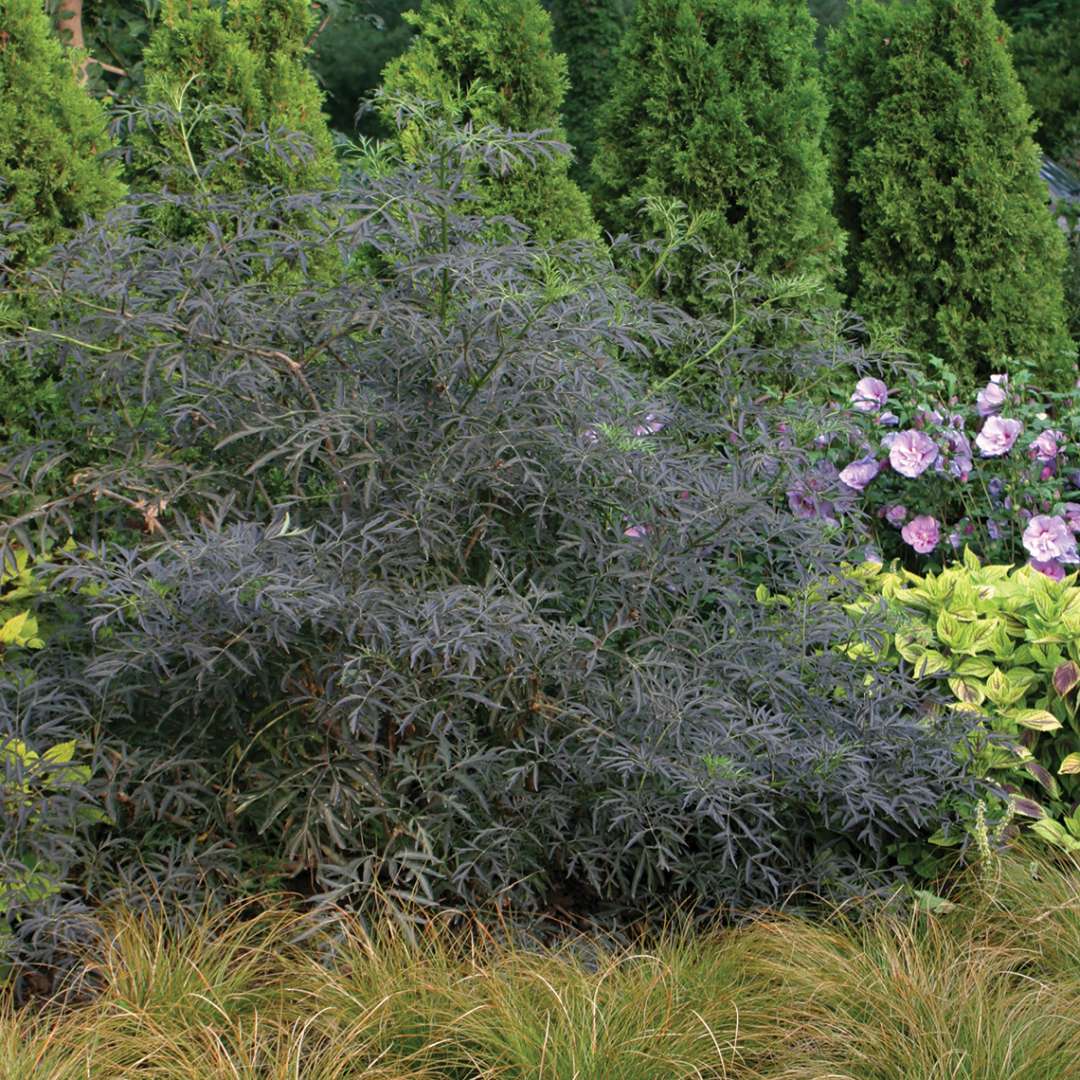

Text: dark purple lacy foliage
xmin=0 ymin=113 xmax=974 ymax=962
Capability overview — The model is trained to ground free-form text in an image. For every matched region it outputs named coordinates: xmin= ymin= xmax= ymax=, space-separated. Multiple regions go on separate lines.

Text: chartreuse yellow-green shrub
xmin=842 ymin=553 xmax=1080 ymax=853
xmin=826 ymin=0 xmax=1073 ymax=383
xmin=379 ymin=0 xmax=597 ymax=243
xmin=1 ymin=544 xmax=103 ymax=980
xmin=136 ymin=0 xmax=337 ymax=195
xmin=591 ymin=0 xmax=843 ymax=312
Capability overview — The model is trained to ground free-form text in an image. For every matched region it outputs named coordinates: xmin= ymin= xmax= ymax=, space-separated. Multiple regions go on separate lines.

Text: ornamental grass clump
xmin=0 ymin=105 xmax=974 ymax=936
xmin=5 ymin=852 xmax=1080 ymax=1075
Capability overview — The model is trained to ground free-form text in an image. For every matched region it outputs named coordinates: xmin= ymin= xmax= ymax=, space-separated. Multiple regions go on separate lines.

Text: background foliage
xmin=379 ymin=0 xmax=596 ymax=243
xmin=0 ymin=0 xmax=126 ymax=270
xmin=548 ymin=0 xmax=634 ymax=190
xmin=826 ymin=0 xmax=1073 ymax=383
xmin=130 ymin=0 xmax=338 ymax=197
xmin=592 ymin=0 xmax=843 ymax=312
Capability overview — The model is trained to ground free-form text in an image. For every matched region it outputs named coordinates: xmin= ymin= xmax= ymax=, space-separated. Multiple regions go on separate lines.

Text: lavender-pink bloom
xmin=787 ymin=461 xmax=842 ymax=524
xmin=877 ymin=411 xmax=899 ymax=427
xmin=942 ymin=430 xmax=973 ymax=480
xmin=1029 ymin=429 xmax=1065 ymax=463
xmin=1063 ymin=503 xmax=1080 ymax=533
xmin=889 ymin=430 xmax=938 ymax=478
xmin=901 ymin=515 xmax=940 ymax=554
xmin=633 ymin=413 xmax=666 ymax=436
xmin=976 ymin=381 xmax=1007 ymax=417
xmin=851 ymin=376 xmax=889 ymax=413
xmin=839 ymin=456 xmax=880 ymax=491
xmin=975 ymin=416 xmax=1022 ymax=457
xmin=787 ymin=490 xmax=817 ymax=520
xmin=1030 ymin=558 xmax=1066 ymax=582
xmin=1022 ymin=515 xmax=1079 ymax=563
xmin=885 ymin=505 xmax=908 ymax=527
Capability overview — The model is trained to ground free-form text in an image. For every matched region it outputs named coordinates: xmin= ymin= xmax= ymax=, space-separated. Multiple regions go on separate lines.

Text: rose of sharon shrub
xmin=847 ymin=554 xmax=1080 ymax=854
xmin=0 ymin=113 xmax=974 ymax=919
xmin=801 ymin=365 xmax=1080 ymax=572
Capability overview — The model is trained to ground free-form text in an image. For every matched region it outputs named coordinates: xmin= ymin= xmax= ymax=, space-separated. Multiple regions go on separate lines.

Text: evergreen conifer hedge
xmin=591 ymin=0 xmax=843 ymax=311
xmin=827 ymin=0 xmax=1074 ymax=382
xmin=379 ymin=0 xmax=596 ymax=243
xmin=0 ymin=0 xmax=125 ymax=269
xmin=135 ymin=0 xmax=337 ymax=194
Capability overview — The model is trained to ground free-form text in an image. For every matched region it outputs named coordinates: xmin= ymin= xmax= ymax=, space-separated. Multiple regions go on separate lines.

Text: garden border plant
xmin=0 ymin=102 xmax=977 ymax=954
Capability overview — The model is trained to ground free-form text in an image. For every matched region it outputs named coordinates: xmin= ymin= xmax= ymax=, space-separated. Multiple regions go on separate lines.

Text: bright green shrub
xmin=0 ymin=0 xmax=126 ymax=270
xmin=826 ymin=0 xmax=1073 ymax=383
xmin=379 ymin=0 xmax=597 ymax=243
xmin=549 ymin=0 xmax=634 ymax=188
xmin=136 ymin=0 xmax=337 ymax=194
xmin=591 ymin=0 xmax=844 ymax=311
xmin=0 ymin=0 xmax=126 ymax=442
xmin=846 ymin=554 xmax=1080 ymax=852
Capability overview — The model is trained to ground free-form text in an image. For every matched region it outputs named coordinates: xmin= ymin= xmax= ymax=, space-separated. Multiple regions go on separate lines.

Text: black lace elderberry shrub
xmin=0 ymin=112 xmax=976 ymax=923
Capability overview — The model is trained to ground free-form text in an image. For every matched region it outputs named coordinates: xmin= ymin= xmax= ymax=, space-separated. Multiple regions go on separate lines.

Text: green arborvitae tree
xmin=136 ymin=0 xmax=337 ymax=194
xmin=0 ymin=0 xmax=125 ymax=270
xmin=379 ymin=0 xmax=597 ymax=243
xmin=827 ymin=0 xmax=1074 ymax=382
xmin=591 ymin=0 xmax=844 ymax=311
xmin=549 ymin=0 xmax=634 ymax=189
xmin=1 ymin=0 xmax=126 ymax=440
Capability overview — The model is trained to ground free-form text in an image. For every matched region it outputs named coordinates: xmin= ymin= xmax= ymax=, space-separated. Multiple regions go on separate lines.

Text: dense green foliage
xmin=134 ymin=0 xmax=337 ymax=193
xmin=0 ymin=0 xmax=127 ymax=441
xmin=1007 ymin=10 xmax=1080 ymax=162
xmin=379 ymin=0 xmax=596 ymax=243
xmin=549 ymin=0 xmax=634 ymax=188
xmin=0 ymin=0 xmax=125 ymax=269
xmin=592 ymin=0 xmax=843 ymax=311
xmin=311 ymin=0 xmax=418 ymax=135
xmin=827 ymin=0 xmax=1073 ymax=383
